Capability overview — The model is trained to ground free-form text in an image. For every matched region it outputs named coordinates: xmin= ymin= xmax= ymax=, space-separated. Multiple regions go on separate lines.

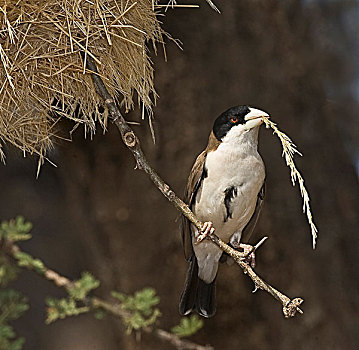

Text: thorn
xmin=242 ymin=236 xmax=269 ymax=260
xmin=254 ymin=236 xmax=268 ymax=251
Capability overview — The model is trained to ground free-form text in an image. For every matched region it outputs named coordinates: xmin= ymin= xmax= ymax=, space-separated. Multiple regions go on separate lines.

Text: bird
xmin=179 ymin=105 xmax=268 ymax=318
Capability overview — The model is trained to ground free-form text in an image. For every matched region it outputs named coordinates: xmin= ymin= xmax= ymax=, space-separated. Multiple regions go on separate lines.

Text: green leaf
xmin=93 ymin=308 xmax=106 ymax=320
xmin=68 ymin=272 xmax=100 ymax=301
xmin=111 ymin=288 xmax=161 ymax=333
xmin=7 ymin=337 xmax=25 ymax=350
xmin=0 ymin=325 xmax=15 ymax=339
xmin=0 ymin=325 xmax=25 ymax=350
xmin=122 ymin=308 xmax=161 ymax=334
xmin=0 ymin=217 xmax=32 ymax=242
xmin=0 ymin=290 xmax=29 ymax=350
xmin=45 ymin=297 xmax=90 ymax=324
xmin=46 ymin=272 xmax=100 ymax=324
xmin=13 ymin=252 xmax=46 ymax=275
xmin=142 ymin=308 xmax=161 ymax=328
xmin=111 ymin=287 xmax=159 ymax=316
xmin=171 ymin=315 xmax=204 ymax=338
xmin=0 ymin=290 xmax=29 ymax=322
xmin=0 ymin=257 xmax=20 ymax=287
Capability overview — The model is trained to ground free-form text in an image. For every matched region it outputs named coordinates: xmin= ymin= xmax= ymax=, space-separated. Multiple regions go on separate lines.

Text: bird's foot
xmin=231 ymin=242 xmax=256 ymax=268
xmin=196 ymin=221 xmax=215 ymax=244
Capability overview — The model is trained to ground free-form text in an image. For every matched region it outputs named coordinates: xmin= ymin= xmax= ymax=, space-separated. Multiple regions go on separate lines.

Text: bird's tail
xmin=179 ymin=256 xmax=216 ymax=318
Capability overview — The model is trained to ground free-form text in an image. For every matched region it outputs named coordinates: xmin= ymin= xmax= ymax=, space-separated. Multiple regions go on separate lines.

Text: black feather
xmin=191 ymin=166 xmax=208 ymax=207
xmin=181 ymin=165 xmax=208 ymax=261
xmin=195 ymin=278 xmax=216 ymax=318
xmin=224 ymin=186 xmax=238 ymax=222
xmin=179 ymin=257 xmax=199 ymax=315
xmin=179 ymin=257 xmax=216 ymax=318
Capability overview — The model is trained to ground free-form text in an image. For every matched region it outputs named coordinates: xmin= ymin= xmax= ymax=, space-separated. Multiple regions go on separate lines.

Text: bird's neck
xmin=222 ymin=127 xmax=260 ymax=156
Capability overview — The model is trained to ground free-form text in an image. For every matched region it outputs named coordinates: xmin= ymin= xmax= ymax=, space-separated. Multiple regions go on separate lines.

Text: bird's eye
xmin=230 ymin=117 xmax=238 ymax=123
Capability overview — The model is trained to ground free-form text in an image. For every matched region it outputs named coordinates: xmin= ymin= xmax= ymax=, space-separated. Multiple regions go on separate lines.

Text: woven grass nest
xmin=0 ymin=0 xmax=163 ymax=165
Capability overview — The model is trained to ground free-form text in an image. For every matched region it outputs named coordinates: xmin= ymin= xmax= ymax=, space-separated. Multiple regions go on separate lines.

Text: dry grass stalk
xmin=156 ymin=0 xmax=217 ymax=11
xmin=0 ymin=0 xmax=163 ymax=167
xmin=262 ymin=117 xmax=318 ymax=248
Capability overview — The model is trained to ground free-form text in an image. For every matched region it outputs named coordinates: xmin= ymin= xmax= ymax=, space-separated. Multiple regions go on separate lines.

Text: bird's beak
xmin=244 ymin=107 xmax=269 ymax=130
xmin=244 ymin=107 xmax=270 ymax=121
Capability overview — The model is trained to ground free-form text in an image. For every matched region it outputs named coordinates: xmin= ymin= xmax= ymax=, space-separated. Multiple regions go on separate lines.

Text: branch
xmin=155 ymin=329 xmax=213 ymax=350
xmin=85 ymin=56 xmax=304 ymax=318
xmin=91 ymin=298 xmax=212 ymax=349
xmin=1 ymin=239 xmax=212 ymax=350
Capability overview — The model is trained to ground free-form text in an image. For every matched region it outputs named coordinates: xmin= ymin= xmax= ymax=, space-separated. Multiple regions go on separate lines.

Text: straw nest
xmin=0 ymin=0 xmax=163 ymax=164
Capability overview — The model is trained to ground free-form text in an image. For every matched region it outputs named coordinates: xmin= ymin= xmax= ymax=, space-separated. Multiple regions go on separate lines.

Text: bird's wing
xmin=241 ymin=182 xmax=265 ymax=243
xmin=181 ymin=150 xmax=208 ymax=261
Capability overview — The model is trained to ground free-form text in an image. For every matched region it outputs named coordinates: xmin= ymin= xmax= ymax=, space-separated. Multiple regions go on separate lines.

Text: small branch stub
xmin=163 ymin=184 xmax=176 ymax=201
xmin=207 ymin=233 xmax=304 ymax=317
xmin=124 ymin=131 xmax=136 ymax=148
xmin=283 ymin=298 xmax=304 ymax=318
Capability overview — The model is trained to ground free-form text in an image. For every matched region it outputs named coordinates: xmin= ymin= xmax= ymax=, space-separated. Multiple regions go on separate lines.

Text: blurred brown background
xmin=1 ymin=0 xmax=359 ymax=349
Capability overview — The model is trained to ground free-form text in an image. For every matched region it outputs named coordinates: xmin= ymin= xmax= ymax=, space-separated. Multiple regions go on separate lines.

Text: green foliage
xmin=123 ymin=308 xmax=161 ymax=334
xmin=0 ymin=217 xmax=32 ymax=287
xmin=45 ymin=272 xmax=99 ymax=324
xmin=0 ymin=328 xmax=25 ymax=350
xmin=0 ymin=217 xmax=32 ymax=242
xmin=0 ymin=290 xmax=29 ymax=322
xmin=13 ymin=252 xmax=46 ymax=275
xmin=112 ymin=288 xmax=160 ymax=316
xmin=171 ymin=315 xmax=204 ymax=338
xmin=111 ymin=288 xmax=161 ymax=333
xmin=93 ymin=308 xmax=106 ymax=320
xmin=68 ymin=272 xmax=100 ymax=301
xmin=45 ymin=297 xmax=90 ymax=324
xmin=0 ymin=218 xmax=31 ymax=349
xmin=0 ymin=290 xmax=29 ymax=350
xmin=0 ymin=217 xmax=206 ymax=346
xmin=0 ymin=217 xmax=45 ymax=276
xmin=0 ymin=256 xmax=20 ymax=287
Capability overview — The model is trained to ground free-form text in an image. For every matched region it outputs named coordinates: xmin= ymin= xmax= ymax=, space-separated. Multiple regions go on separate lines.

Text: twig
xmin=1 ymin=239 xmax=212 ymax=350
xmin=243 ymin=236 xmax=268 ymax=259
xmin=208 ymin=235 xmax=303 ymax=317
xmin=85 ymin=56 xmax=304 ymax=318
xmin=4 ymin=240 xmax=74 ymax=289
xmin=155 ymin=329 xmax=213 ymax=350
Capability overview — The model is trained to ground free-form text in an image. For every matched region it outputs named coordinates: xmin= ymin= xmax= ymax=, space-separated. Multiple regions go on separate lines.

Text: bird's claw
xmin=232 ymin=242 xmax=256 ymax=268
xmin=196 ymin=221 xmax=215 ymax=244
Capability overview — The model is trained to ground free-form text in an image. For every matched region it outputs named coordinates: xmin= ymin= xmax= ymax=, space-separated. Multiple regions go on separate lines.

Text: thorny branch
xmin=85 ymin=56 xmax=304 ymax=318
xmin=1 ymin=240 xmax=212 ymax=350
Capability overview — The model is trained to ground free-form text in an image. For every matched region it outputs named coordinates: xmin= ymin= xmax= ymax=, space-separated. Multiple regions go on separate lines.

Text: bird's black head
xmin=213 ymin=105 xmax=250 ymax=141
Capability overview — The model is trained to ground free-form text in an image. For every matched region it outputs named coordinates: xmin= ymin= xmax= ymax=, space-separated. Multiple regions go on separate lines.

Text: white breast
xmin=194 ymin=139 xmax=265 ymax=243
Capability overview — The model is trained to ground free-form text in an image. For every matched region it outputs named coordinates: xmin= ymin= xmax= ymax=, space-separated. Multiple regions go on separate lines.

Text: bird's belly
xmin=195 ymin=184 xmax=258 ymax=242
xmin=194 ymin=155 xmax=264 ymax=243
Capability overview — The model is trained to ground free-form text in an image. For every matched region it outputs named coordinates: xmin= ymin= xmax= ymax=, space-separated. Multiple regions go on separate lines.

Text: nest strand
xmin=0 ymin=0 xmax=163 ymax=164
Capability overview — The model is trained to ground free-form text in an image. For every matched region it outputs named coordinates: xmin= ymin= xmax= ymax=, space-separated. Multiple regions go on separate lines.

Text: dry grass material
xmin=262 ymin=117 xmax=318 ymax=248
xmin=0 ymin=0 xmax=163 ymax=167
